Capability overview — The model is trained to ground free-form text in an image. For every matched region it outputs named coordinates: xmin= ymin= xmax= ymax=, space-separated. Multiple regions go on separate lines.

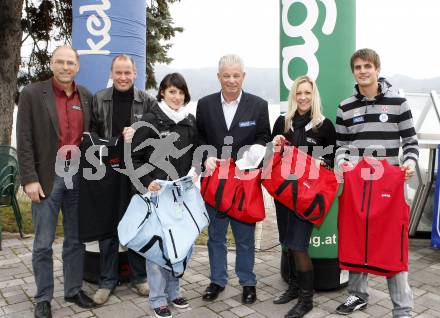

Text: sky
xmin=166 ymin=0 xmax=440 ymax=79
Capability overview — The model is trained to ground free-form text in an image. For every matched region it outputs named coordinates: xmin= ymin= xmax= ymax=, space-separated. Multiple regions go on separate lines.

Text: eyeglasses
xmin=53 ymin=60 xmax=77 ymax=67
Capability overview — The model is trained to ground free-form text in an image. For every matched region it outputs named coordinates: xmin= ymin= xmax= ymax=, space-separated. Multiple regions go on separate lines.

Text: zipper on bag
xmin=168 ymin=229 xmax=178 ymax=259
xmin=183 ymin=202 xmax=201 ymax=234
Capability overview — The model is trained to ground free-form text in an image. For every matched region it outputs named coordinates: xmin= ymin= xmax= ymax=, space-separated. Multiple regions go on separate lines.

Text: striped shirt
xmin=335 ymin=79 xmax=419 ymax=167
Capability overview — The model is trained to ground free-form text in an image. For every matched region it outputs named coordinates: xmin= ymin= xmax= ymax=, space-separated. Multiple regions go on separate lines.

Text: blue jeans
xmin=348 ymin=271 xmax=413 ymax=317
xmin=206 ymin=204 xmax=256 ymax=287
xmin=146 ymin=260 xmax=180 ymax=308
xmin=98 ymin=236 xmax=147 ymax=289
xmin=32 ymin=175 xmax=85 ymax=302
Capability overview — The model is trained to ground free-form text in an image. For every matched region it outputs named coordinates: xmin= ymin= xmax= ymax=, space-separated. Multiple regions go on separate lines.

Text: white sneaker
xmin=93 ymin=288 xmax=111 ymax=305
xmin=134 ymin=282 xmax=149 ymax=296
xmin=336 ymin=295 xmax=367 ymax=315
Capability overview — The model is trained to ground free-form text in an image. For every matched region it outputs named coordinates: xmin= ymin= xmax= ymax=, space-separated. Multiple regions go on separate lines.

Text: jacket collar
xmin=52 ymin=77 xmax=78 ymax=97
xmin=354 ymin=77 xmax=392 ymax=102
xmin=220 ymin=90 xmax=242 ymax=105
xmin=42 ymin=79 xmax=90 ymax=133
xmin=213 ymin=90 xmax=249 ymax=131
xmin=153 ymin=104 xmax=193 ymax=127
xmin=102 ymin=85 xmax=143 ymax=102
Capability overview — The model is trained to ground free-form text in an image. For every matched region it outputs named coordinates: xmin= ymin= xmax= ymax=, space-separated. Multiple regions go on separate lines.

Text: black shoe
xmin=285 ymin=271 xmax=314 ymax=318
xmin=153 ymin=305 xmax=172 ymax=317
xmin=242 ymin=286 xmax=256 ymax=304
xmin=335 ymin=295 xmax=367 ymax=315
xmin=202 ymin=283 xmax=225 ymax=301
xmin=286 ymin=300 xmax=313 ymax=318
xmin=64 ymin=290 xmax=96 ymax=308
xmin=275 ymin=252 xmax=299 ymax=304
xmin=171 ymin=297 xmax=189 ymax=309
xmin=34 ymin=301 xmax=52 ymax=318
xmin=273 ymin=280 xmax=299 ymax=304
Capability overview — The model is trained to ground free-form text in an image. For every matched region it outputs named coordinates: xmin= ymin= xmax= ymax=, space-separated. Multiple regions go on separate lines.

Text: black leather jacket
xmin=90 ymin=86 xmax=157 ymax=139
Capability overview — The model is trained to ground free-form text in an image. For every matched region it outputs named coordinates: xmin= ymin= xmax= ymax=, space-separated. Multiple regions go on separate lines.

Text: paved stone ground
xmin=1 ymin=202 xmax=440 ymax=317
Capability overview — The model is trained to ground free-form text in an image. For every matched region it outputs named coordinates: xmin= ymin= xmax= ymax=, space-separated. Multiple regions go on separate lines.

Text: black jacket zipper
xmin=364 ymin=178 xmax=373 ymax=264
xmin=361 ymin=180 xmax=367 ymax=212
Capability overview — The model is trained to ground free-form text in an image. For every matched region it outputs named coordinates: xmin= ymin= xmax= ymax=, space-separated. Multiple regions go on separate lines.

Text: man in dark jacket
xmin=196 ymin=54 xmax=271 ymax=304
xmin=17 ymin=45 xmax=95 ymax=318
xmin=89 ymin=54 xmax=157 ymax=305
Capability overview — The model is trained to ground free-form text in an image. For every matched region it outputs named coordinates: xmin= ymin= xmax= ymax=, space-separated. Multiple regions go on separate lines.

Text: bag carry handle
xmin=275 ymin=176 xmax=298 ymax=211
xmin=139 ymin=235 xmax=187 ymax=278
xmin=215 ymin=185 xmax=240 ymax=219
xmin=215 ymin=178 xmax=226 ymax=211
xmin=301 ymin=193 xmax=325 ymax=221
xmin=136 ymin=194 xmax=153 ymax=228
xmin=274 ymin=178 xmax=325 ymax=221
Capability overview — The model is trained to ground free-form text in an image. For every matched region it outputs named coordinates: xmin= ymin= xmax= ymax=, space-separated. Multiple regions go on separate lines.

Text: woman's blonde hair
xmin=284 ymin=75 xmax=324 ymax=133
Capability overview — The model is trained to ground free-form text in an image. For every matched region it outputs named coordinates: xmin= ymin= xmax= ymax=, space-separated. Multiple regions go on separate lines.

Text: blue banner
xmin=72 ymin=0 xmax=146 ymax=93
xmin=432 ymin=145 xmax=440 ymax=248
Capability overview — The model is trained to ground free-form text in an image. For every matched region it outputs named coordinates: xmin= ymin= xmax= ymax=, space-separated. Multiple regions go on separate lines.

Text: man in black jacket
xmin=196 ymin=54 xmax=271 ymax=304
xmin=88 ymin=54 xmax=157 ymax=305
xmin=17 ymin=45 xmax=95 ymax=318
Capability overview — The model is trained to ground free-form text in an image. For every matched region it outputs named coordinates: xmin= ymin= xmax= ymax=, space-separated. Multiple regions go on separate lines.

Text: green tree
xmin=146 ymin=0 xmax=183 ymax=88
xmin=0 ymin=1 xmax=24 ymax=145
xmin=0 ymin=0 xmax=182 ymax=145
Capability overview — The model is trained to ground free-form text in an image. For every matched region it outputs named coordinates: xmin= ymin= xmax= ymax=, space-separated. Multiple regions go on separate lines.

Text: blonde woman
xmin=272 ymin=75 xmax=336 ymax=318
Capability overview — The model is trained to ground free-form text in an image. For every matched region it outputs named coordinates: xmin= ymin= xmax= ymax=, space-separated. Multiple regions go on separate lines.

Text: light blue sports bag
xmin=118 ymin=176 xmax=209 ymax=276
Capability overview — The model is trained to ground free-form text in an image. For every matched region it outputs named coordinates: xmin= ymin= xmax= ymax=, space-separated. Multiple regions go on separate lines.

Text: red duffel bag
xmin=200 ymin=160 xmax=265 ymax=223
xmin=200 ymin=159 xmax=236 ymax=212
xmin=262 ymin=144 xmax=338 ymax=226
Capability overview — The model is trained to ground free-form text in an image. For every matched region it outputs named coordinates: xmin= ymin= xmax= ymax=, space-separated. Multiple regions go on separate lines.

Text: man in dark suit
xmin=17 ymin=46 xmax=95 ymax=318
xmin=196 ymin=54 xmax=271 ymax=304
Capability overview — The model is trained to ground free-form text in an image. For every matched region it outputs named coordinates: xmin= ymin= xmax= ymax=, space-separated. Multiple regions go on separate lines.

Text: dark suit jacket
xmin=196 ymin=91 xmax=271 ymax=164
xmin=17 ymin=78 xmax=92 ymax=196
